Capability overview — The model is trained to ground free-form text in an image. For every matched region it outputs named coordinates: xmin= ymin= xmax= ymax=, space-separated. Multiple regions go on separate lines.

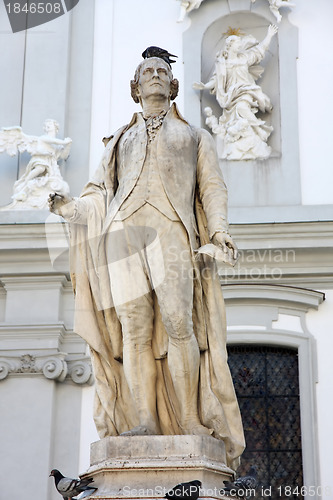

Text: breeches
xmin=106 ymin=204 xmax=194 ymax=346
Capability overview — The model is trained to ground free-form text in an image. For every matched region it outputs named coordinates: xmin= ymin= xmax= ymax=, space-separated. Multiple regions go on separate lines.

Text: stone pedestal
xmin=82 ymin=435 xmax=234 ymax=500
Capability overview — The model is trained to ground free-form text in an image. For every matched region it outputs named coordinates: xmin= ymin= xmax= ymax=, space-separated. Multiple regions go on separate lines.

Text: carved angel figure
xmin=204 ymin=107 xmax=223 ymax=136
xmin=0 ymin=119 xmax=71 ymax=210
xmin=193 ymin=25 xmax=278 ymax=160
xmin=251 ymin=0 xmax=295 ymax=23
xmin=177 ymin=0 xmax=206 ymax=22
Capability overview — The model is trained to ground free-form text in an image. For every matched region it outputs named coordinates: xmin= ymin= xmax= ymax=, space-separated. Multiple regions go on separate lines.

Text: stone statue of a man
xmin=49 ymin=50 xmax=245 ymax=470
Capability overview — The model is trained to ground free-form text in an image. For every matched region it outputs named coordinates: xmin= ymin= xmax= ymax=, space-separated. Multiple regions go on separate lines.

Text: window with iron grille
xmin=227 ymin=345 xmax=303 ymax=499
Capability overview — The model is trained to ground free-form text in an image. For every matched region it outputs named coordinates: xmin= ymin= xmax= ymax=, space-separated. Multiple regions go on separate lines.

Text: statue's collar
xmin=130 ymin=102 xmax=189 ymax=128
xmin=102 ymin=104 xmax=189 ymax=146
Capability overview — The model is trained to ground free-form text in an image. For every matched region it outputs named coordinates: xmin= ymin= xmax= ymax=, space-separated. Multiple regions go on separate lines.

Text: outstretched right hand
xmin=268 ymin=24 xmax=278 ymax=38
xmin=48 ymin=192 xmax=74 ymax=216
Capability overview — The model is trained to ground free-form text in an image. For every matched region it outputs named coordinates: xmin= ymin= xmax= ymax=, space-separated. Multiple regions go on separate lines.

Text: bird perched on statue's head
xmin=49 ymin=469 xmax=97 ymax=500
xmin=142 ymin=46 xmax=178 ymax=66
xmin=221 ymin=465 xmax=258 ymax=499
xmin=165 ymin=480 xmax=202 ymax=500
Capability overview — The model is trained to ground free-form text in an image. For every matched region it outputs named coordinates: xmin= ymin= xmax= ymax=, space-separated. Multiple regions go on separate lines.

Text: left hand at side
xmin=212 ymin=231 xmax=238 ymax=261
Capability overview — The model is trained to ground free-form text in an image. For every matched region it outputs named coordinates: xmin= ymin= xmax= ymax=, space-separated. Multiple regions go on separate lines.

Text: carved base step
xmin=81 ymin=435 xmax=234 ymax=500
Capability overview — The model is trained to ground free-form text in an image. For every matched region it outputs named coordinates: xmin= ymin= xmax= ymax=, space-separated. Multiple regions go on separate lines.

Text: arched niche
xmin=183 ymin=0 xmax=301 ymax=213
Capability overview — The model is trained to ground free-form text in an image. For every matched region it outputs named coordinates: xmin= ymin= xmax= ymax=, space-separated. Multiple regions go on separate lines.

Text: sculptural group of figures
xmin=193 ymin=24 xmax=278 ymax=160
xmin=178 ymin=0 xmax=293 ymax=161
xmin=0 ymin=2 xmax=287 ymax=209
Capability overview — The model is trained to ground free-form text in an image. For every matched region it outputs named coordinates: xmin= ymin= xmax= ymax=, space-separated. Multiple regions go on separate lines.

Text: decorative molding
xmin=0 ymin=353 xmax=67 ymax=381
xmin=1 ymin=219 xmax=331 ymax=246
xmin=221 ymin=221 xmax=333 ymax=290
xmin=0 ymin=323 xmax=83 ymax=351
xmin=223 ymin=283 xmax=325 ymax=310
xmin=1 ymin=274 xmax=69 ymax=291
xmin=0 ymin=352 xmax=92 ymax=384
xmin=222 ymin=283 xmax=325 ymax=337
xmin=67 ymin=358 xmax=94 ymax=385
xmin=230 ymin=220 xmax=333 ymax=247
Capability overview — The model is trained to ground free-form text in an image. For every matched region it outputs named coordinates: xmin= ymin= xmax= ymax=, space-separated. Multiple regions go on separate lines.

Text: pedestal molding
xmin=83 ymin=436 xmax=235 ymax=500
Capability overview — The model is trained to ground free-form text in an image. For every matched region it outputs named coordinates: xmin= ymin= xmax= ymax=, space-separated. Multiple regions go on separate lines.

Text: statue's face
xmin=226 ymin=36 xmax=242 ymax=53
xmin=44 ymin=120 xmax=58 ymax=135
xmin=136 ymin=58 xmax=172 ymax=102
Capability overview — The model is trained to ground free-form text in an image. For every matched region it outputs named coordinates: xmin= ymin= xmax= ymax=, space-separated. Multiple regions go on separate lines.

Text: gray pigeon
xmin=142 ymin=46 xmax=178 ymax=66
xmin=221 ymin=466 xmax=258 ymax=498
xmin=165 ymin=480 xmax=202 ymax=500
xmin=49 ymin=469 xmax=97 ymax=500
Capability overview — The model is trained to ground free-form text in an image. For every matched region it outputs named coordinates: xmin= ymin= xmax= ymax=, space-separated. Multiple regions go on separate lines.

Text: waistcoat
xmin=114 ymin=126 xmax=178 ymax=221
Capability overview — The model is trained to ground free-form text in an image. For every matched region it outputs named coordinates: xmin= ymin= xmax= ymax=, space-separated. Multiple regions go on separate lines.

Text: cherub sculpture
xmin=176 ymin=0 xmax=206 ymax=22
xmin=204 ymin=107 xmax=222 ymax=135
xmin=251 ymin=0 xmax=295 ymax=23
xmin=193 ymin=25 xmax=278 ymax=160
xmin=0 ymin=119 xmax=71 ymax=210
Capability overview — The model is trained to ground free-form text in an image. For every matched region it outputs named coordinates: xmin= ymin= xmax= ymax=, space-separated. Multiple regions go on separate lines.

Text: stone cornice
xmin=0 ymin=219 xmax=332 ymax=249
xmin=0 ymin=323 xmax=85 ymax=351
xmin=222 ymin=221 xmax=333 ymax=289
xmin=0 ymin=220 xmax=332 ymax=288
xmin=229 ymin=206 xmax=333 ymax=225
xmin=1 ymin=274 xmax=69 ymax=290
xmin=229 ymin=220 xmax=333 ymax=249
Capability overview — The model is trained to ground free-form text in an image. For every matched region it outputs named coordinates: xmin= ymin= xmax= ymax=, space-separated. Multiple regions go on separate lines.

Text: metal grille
xmin=228 ymin=345 xmax=303 ymax=499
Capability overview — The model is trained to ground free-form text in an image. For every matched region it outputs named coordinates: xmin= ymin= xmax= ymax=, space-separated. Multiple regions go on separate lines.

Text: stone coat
xmin=71 ymin=104 xmax=228 ymax=243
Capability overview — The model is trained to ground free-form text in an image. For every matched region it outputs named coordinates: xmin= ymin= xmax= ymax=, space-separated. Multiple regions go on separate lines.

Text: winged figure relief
xmin=0 ymin=119 xmax=71 ymax=210
xmin=251 ymin=0 xmax=295 ymax=23
xmin=176 ymin=0 xmax=206 ymax=22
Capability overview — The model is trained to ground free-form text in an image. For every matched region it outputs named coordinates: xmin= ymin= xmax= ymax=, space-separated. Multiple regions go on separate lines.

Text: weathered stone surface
xmin=51 ymin=54 xmax=245 ymax=470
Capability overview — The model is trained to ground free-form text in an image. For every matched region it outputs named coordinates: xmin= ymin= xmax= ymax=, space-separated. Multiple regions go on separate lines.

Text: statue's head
xmin=130 ymin=56 xmax=179 ymax=104
xmin=44 ymin=119 xmax=59 ymax=135
xmin=223 ymin=32 xmax=258 ymax=58
xmin=225 ymin=35 xmax=242 ymax=54
xmin=222 ymin=27 xmax=246 ymax=56
xmin=204 ymin=106 xmax=213 ymax=117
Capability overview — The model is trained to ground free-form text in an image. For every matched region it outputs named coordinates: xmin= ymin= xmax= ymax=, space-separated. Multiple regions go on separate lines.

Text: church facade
xmin=0 ymin=1 xmax=332 ymax=499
